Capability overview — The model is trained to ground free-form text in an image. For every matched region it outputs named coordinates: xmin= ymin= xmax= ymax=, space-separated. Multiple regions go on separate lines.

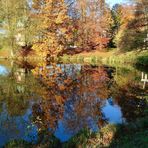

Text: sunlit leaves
xmin=32 ymin=0 xmax=71 ymax=58
xmin=55 ymin=95 xmax=64 ymax=105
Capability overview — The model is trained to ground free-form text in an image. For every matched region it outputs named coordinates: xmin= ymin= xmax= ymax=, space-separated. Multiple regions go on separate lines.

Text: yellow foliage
xmin=32 ymin=0 xmax=71 ymax=58
xmin=55 ymin=95 xmax=64 ymax=105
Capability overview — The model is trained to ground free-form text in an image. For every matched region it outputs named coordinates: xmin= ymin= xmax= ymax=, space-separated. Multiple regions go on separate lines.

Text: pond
xmin=0 ymin=60 xmax=147 ymax=147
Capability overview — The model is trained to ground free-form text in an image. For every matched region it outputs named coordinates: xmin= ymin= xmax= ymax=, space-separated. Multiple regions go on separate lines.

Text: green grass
xmin=136 ymin=55 xmax=148 ymax=66
xmin=110 ymin=118 xmax=148 ymax=148
xmin=104 ymin=50 xmax=148 ymax=66
xmin=59 ymin=50 xmax=148 ymax=67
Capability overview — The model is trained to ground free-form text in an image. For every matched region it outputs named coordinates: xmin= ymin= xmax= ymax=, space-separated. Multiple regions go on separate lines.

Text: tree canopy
xmin=0 ymin=0 xmax=147 ymax=58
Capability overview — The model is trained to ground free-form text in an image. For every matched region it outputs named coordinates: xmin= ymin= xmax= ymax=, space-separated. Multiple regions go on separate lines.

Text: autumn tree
xmin=129 ymin=0 xmax=148 ymax=50
xmin=32 ymin=0 xmax=71 ymax=59
xmin=0 ymin=0 xmax=20 ymax=56
xmin=68 ymin=0 xmax=112 ymax=50
xmin=116 ymin=0 xmax=148 ymax=51
xmin=109 ymin=4 xmax=123 ymax=47
xmin=0 ymin=0 xmax=36 ymax=57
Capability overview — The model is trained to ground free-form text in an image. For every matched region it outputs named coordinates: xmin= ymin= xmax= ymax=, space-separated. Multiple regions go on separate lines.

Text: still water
xmin=0 ymin=60 xmax=147 ymax=146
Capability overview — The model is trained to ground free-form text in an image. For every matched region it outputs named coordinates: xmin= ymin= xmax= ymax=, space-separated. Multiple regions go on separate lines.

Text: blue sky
xmin=106 ymin=0 xmax=124 ymax=7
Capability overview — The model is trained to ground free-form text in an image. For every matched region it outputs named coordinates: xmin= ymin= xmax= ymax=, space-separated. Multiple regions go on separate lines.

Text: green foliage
xmin=110 ymin=130 xmax=148 ymax=148
xmin=91 ymin=56 xmax=97 ymax=63
xmin=63 ymin=129 xmax=91 ymax=148
xmin=5 ymin=140 xmax=31 ymax=148
xmin=115 ymin=0 xmax=148 ymax=51
xmin=0 ymin=0 xmax=38 ymax=57
xmin=77 ymin=55 xmax=84 ymax=62
xmin=136 ymin=55 xmax=148 ymax=66
xmin=110 ymin=117 xmax=148 ymax=148
xmin=109 ymin=4 xmax=123 ymax=48
xmin=118 ymin=29 xmax=147 ymax=51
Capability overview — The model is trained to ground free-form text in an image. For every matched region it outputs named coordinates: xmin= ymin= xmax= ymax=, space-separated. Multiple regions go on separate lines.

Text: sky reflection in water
xmin=0 ymin=62 xmax=147 ymax=146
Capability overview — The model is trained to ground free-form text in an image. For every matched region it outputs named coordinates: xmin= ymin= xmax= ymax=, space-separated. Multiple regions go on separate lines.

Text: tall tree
xmin=0 ymin=0 xmax=36 ymax=57
xmin=32 ymin=0 xmax=71 ymax=59
xmin=109 ymin=4 xmax=123 ymax=47
xmin=116 ymin=0 xmax=148 ymax=51
xmin=68 ymin=0 xmax=112 ymax=50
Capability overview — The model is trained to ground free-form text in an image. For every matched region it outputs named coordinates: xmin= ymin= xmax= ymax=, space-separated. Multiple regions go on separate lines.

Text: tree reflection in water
xmin=114 ymin=82 xmax=147 ymax=122
xmin=0 ymin=61 xmax=43 ymax=146
xmin=31 ymin=62 xmax=118 ymax=140
xmin=0 ymin=60 xmax=147 ymax=146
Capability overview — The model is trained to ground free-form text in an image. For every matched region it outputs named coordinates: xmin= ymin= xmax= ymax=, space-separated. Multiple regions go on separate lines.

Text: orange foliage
xmin=32 ymin=0 xmax=71 ymax=58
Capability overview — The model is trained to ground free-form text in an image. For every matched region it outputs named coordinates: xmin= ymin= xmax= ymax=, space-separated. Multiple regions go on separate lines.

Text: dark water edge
xmin=0 ymin=60 xmax=147 ymax=148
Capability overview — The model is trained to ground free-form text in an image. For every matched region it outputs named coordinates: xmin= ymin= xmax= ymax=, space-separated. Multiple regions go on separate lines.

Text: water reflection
xmin=0 ymin=60 xmax=147 ymax=146
xmin=102 ymin=98 xmax=124 ymax=124
xmin=0 ymin=61 xmax=42 ymax=146
xmin=141 ymin=72 xmax=148 ymax=89
xmin=0 ymin=103 xmax=38 ymax=146
xmin=0 ymin=65 xmax=8 ymax=75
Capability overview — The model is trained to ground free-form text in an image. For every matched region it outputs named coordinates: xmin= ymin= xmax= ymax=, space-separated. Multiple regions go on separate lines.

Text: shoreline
xmin=0 ymin=49 xmax=148 ymax=66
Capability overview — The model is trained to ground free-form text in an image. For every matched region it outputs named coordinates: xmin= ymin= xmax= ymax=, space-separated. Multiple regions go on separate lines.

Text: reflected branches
xmin=31 ymin=62 xmax=114 ymax=134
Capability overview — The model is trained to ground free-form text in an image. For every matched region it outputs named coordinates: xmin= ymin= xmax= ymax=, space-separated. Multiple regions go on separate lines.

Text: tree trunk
xmin=10 ymin=48 xmax=14 ymax=58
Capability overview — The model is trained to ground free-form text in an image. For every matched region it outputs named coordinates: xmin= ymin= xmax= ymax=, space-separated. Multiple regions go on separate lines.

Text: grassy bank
xmin=59 ymin=49 xmax=148 ymax=66
xmin=0 ymin=47 xmax=148 ymax=66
